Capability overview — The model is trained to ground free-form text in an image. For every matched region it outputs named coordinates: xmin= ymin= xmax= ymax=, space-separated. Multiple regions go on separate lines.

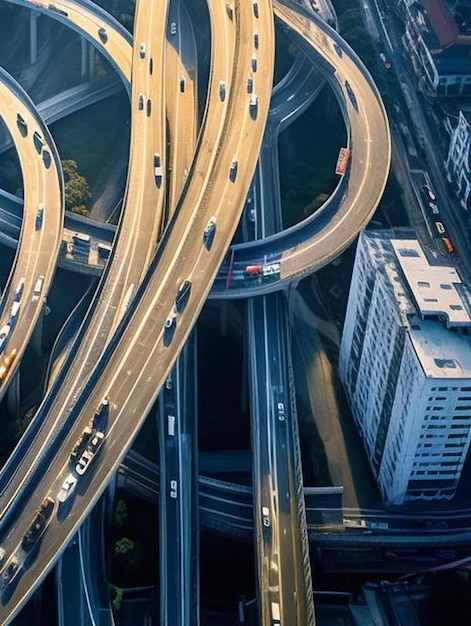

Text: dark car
xmin=33 ymin=131 xmax=44 ymax=154
xmin=163 ymin=314 xmax=177 ymax=347
xmin=1 ymin=557 xmax=20 ymax=587
xmin=203 ymin=217 xmax=216 ymax=250
xmin=35 ymin=203 xmax=44 ymax=230
xmin=21 ymin=496 xmax=55 ymax=552
xmin=16 ymin=113 xmax=28 ymax=138
xmin=229 ymin=160 xmax=238 ymax=183
xmin=98 ymin=27 xmax=108 ymax=44
xmin=92 ymin=396 xmax=109 ymax=431
xmin=249 ymin=95 xmax=258 ymax=120
xmin=344 ymin=80 xmax=358 ymax=111
xmin=42 ymin=149 xmax=52 ymax=169
xmin=175 ymin=280 xmax=192 ymax=314
xmin=219 ymin=81 xmax=226 ymax=102
xmin=70 ymin=426 xmax=93 ymax=463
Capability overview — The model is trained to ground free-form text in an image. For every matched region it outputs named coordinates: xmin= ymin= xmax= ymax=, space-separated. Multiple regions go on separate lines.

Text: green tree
xmin=115 ymin=537 xmax=134 ymax=555
xmin=71 ymin=205 xmax=90 ymax=217
xmin=115 ymin=537 xmax=141 ymax=569
xmin=62 ymin=159 xmax=91 ymax=214
xmin=110 ymin=586 xmax=123 ymax=611
xmin=114 ymin=499 xmax=128 ymax=528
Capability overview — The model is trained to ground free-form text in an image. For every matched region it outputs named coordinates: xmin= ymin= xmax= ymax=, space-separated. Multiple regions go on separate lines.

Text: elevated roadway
xmin=158 ymin=332 xmax=199 ymax=626
xmin=56 ymin=497 xmax=112 ymax=626
xmin=2 ymin=0 xmax=390 ymax=294
xmin=165 ymin=0 xmax=198 ymax=216
xmin=0 ymin=0 xmax=392 ymax=622
xmin=250 ymin=293 xmax=315 ymax=626
xmin=210 ymin=0 xmax=391 ymax=298
xmin=119 ymin=449 xmax=471 ymax=568
xmin=247 ymin=42 xmax=321 ymax=623
xmin=19 ymin=0 xmax=133 ymax=86
xmin=0 ymin=0 xmax=170 ymax=523
xmin=0 ymin=67 xmax=63 ymax=399
xmin=0 ymin=1 xmax=275 ymax=623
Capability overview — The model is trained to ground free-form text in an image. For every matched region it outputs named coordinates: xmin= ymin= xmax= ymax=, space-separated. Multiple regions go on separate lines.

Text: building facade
xmin=397 ymin=0 xmax=471 ymax=97
xmin=444 ymin=109 xmax=471 ymax=212
xmin=339 ymin=231 xmax=471 ymax=505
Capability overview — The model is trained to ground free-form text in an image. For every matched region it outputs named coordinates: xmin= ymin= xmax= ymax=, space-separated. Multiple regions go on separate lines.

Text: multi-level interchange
xmin=0 ymin=0 xmax=391 ymax=624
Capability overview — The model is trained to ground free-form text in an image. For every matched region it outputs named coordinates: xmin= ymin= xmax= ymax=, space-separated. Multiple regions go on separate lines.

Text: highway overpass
xmin=0 ymin=0 xmax=391 ymax=624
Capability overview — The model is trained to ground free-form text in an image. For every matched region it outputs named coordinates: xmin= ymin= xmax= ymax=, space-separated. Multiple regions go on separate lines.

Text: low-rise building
xmin=397 ymin=0 xmax=471 ymax=97
xmin=444 ymin=109 xmax=471 ymax=212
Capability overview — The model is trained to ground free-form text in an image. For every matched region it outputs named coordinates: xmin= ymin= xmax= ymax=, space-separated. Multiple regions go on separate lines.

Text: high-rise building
xmin=339 ymin=230 xmax=471 ymax=505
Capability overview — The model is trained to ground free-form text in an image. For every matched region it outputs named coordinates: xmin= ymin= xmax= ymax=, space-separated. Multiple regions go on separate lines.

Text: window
xmin=434 ymin=359 xmax=456 ymax=368
xmin=418 ymin=281 xmax=431 ymax=288
xmin=399 ymin=248 xmax=420 ymax=258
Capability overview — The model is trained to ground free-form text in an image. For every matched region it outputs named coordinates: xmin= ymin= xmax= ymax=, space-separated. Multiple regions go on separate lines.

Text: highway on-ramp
xmin=210 ymin=0 xmax=391 ymax=297
xmin=0 ymin=0 xmax=392 ymax=622
xmin=0 ymin=0 xmax=169 ymax=522
xmin=0 ymin=67 xmax=63 ymax=400
xmin=0 ymin=0 xmax=275 ymax=622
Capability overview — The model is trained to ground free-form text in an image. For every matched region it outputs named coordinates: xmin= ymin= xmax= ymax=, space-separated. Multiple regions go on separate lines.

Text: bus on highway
xmin=335 ymin=147 xmax=351 ymax=176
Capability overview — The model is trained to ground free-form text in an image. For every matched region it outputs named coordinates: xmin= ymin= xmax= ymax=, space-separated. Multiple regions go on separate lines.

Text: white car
xmin=57 ymin=473 xmax=77 ymax=503
xmin=75 ymin=448 xmax=95 ymax=476
xmin=170 ymin=479 xmax=178 ymax=498
xmin=139 ymin=42 xmax=146 ymax=58
xmin=262 ymin=506 xmax=270 ymax=527
xmin=170 ymin=22 xmax=177 ymax=35
xmin=277 ymin=402 xmax=285 ymax=421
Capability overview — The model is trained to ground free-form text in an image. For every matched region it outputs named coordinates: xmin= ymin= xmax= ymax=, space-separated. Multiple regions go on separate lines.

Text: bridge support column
xmin=105 ymin=471 xmax=118 ymax=526
xmin=81 ymin=38 xmax=89 ymax=81
xmin=241 ymin=327 xmax=248 ymax=415
xmin=219 ymin=299 xmax=228 ymax=336
xmin=29 ymin=11 xmax=40 ymax=65
xmin=6 ymin=368 xmax=20 ymax=420
xmin=89 ymin=43 xmax=96 ymax=81
xmin=31 ymin=305 xmax=46 ymax=356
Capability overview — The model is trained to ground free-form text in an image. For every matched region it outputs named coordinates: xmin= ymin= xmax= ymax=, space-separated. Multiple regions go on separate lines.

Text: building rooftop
xmin=391 ymin=238 xmax=471 ymax=327
xmin=409 ymin=319 xmax=471 ymax=378
xmin=360 ymin=232 xmax=471 ymax=378
xmin=420 ymin=0 xmax=460 ymax=49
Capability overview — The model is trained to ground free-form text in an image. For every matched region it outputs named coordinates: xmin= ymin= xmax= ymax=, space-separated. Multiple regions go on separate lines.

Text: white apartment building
xmin=339 ymin=231 xmax=471 ymax=506
xmin=444 ymin=110 xmax=471 ymax=212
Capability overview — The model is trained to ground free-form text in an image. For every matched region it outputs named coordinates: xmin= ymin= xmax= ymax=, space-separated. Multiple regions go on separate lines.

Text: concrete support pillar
xmin=88 ymin=42 xmax=95 ymax=80
xmin=81 ymin=38 xmax=88 ymax=81
xmin=6 ymin=368 xmax=20 ymax=419
xmin=241 ymin=306 xmax=248 ymax=415
xmin=31 ymin=305 xmax=45 ymax=356
xmin=29 ymin=11 xmax=40 ymax=65
xmin=105 ymin=472 xmax=118 ymax=526
xmin=219 ymin=300 xmax=228 ymax=336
